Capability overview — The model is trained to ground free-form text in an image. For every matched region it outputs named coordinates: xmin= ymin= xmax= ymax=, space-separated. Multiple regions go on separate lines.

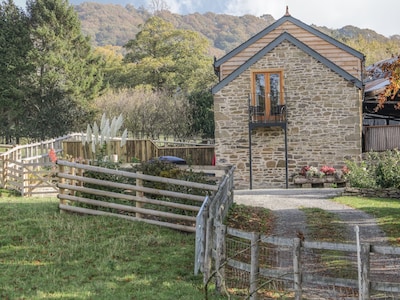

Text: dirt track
xmin=234 ymin=188 xmax=388 ymax=245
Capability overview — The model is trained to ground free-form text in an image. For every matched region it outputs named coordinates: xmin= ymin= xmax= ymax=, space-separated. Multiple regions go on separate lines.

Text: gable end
xmin=212 ymin=32 xmax=363 ymax=94
xmin=214 ymin=15 xmax=364 ymax=68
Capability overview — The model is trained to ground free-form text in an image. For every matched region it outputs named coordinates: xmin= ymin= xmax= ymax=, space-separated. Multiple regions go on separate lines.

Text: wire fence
xmin=215 ymin=227 xmax=400 ymax=300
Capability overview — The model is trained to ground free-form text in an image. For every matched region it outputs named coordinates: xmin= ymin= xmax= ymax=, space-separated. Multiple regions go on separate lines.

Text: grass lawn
xmin=333 ymin=196 xmax=400 ymax=245
xmin=2 ymin=191 xmax=399 ymax=299
xmin=0 ymin=193 xmax=225 ymax=300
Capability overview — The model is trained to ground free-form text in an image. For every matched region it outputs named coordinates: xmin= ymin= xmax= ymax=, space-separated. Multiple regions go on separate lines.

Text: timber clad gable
xmin=215 ymin=15 xmax=364 ymax=80
xmin=212 ymin=9 xmax=364 ymax=189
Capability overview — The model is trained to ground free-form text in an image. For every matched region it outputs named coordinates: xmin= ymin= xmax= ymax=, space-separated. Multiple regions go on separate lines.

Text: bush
xmin=345 ymin=159 xmax=377 ymax=188
xmin=375 ymin=149 xmax=400 ymax=188
xmin=346 ymin=150 xmax=400 ymax=189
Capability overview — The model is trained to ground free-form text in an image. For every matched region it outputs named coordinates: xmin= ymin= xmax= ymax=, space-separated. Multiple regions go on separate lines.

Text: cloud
xmin=163 ymin=0 xmax=200 ymax=14
xmin=219 ymin=0 xmax=400 ymax=37
xmin=224 ymin=0 xmax=283 ymax=17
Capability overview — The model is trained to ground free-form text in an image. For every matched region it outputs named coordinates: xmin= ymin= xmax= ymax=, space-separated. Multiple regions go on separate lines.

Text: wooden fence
xmin=364 ymin=125 xmax=400 ymax=152
xmin=56 ymin=160 xmax=230 ymax=233
xmin=205 ymin=225 xmax=400 ymax=299
xmin=0 ymin=134 xmax=73 ymax=196
xmin=62 ymin=139 xmax=215 ymax=165
xmin=194 ymin=165 xmax=235 ymax=277
xmin=0 ymin=133 xmax=215 ymax=196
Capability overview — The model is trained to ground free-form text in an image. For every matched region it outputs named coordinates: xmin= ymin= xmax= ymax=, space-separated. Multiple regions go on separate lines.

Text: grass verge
xmin=333 ymin=196 xmax=400 ymax=245
xmin=300 ymin=207 xmax=348 ymax=242
xmin=0 ymin=194 xmax=226 ymax=300
xmin=300 ymin=207 xmax=357 ymax=279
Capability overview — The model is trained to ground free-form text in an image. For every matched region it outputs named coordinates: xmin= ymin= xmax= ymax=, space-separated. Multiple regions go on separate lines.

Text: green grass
xmin=0 ymin=194 xmax=225 ymax=300
xmin=300 ymin=208 xmax=357 ymax=279
xmin=300 ymin=207 xmax=349 ymax=242
xmin=333 ymin=196 xmax=400 ymax=245
xmin=299 ymin=196 xmax=400 ymax=279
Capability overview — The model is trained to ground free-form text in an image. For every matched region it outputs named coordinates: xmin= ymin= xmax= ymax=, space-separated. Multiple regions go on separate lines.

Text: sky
xmin=14 ymin=0 xmax=400 ymax=37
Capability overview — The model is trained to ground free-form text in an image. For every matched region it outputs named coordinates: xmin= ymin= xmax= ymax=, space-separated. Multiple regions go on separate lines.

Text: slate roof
xmin=212 ymin=32 xmax=363 ymax=94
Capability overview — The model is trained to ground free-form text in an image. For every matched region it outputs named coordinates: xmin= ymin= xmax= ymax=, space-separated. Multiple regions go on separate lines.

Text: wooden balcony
xmin=249 ymin=104 xmax=287 ymax=129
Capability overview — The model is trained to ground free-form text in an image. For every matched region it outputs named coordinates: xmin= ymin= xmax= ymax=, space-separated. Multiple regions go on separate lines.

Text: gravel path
xmin=234 ymin=188 xmax=388 ymax=245
xmin=233 ymin=188 xmax=400 ymax=298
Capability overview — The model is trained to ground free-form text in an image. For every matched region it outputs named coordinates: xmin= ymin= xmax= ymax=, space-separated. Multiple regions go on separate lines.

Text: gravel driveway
xmin=234 ymin=188 xmax=388 ymax=245
xmin=233 ymin=188 xmax=400 ymax=297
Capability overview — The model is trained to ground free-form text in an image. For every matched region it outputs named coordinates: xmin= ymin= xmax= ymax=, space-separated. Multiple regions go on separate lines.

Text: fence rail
xmin=56 ymin=160 xmax=225 ymax=233
xmin=0 ymin=134 xmax=73 ymax=195
xmin=194 ymin=165 xmax=235 ymax=277
xmin=0 ymin=133 xmax=215 ymax=196
xmin=207 ymin=225 xmax=400 ymax=299
xmin=62 ymin=139 xmax=215 ymax=165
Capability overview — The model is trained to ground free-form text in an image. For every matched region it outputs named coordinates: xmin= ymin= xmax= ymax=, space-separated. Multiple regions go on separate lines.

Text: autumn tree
xmin=376 ymin=56 xmax=400 ymax=109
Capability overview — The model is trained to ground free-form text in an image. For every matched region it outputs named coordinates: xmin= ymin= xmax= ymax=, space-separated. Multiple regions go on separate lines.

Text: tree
xmin=377 ymin=56 xmax=400 ymax=110
xmin=25 ymin=0 xmax=103 ymax=140
xmin=0 ymin=0 xmax=34 ymax=143
xmin=188 ymin=90 xmax=214 ymax=139
xmin=94 ymin=45 xmax=136 ymax=90
xmin=94 ymin=88 xmax=193 ymax=139
xmin=123 ymin=16 xmax=216 ymax=94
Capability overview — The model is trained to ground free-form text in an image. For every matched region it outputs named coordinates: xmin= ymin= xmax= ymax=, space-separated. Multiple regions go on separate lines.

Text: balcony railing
xmin=249 ymin=104 xmax=286 ymax=126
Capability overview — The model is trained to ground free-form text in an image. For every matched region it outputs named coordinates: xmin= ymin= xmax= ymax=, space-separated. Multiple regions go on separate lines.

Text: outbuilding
xmin=212 ymin=7 xmax=365 ymax=189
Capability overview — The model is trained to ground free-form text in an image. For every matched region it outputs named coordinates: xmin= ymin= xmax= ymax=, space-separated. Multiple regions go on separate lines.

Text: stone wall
xmin=343 ymin=187 xmax=400 ymax=199
xmin=214 ymin=41 xmax=362 ymax=189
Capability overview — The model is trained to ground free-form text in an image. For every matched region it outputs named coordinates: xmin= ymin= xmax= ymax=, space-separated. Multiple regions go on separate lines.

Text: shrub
xmin=375 ymin=149 xmax=400 ymax=188
xmin=346 ymin=150 xmax=400 ymax=189
xmin=345 ymin=159 xmax=377 ymax=188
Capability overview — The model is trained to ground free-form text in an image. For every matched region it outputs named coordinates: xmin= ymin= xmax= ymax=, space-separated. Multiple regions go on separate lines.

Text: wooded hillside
xmin=74 ymin=2 xmax=400 ymax=65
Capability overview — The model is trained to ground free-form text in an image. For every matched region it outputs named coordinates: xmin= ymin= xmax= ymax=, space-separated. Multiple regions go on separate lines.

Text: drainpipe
xmin=284 ymin=123 xmax=288 ymax=189
xmin=248 ymin=94 xmax=253 ymax=190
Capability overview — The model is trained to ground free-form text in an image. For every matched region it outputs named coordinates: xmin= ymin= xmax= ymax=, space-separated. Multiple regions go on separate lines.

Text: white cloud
xmin=221 ymin=0 xmax=400 ymax=37
xmin=225 ymin=0 xmax=283 ymax=17
xmin=163 ymin=0 xmax=199 ymax=14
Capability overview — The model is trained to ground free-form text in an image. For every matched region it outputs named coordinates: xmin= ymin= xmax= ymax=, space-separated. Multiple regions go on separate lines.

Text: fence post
xmin=215 ymin=222 xmax=226 ymax=293
xmin=203 ymin=200 xmax=215 ymax=284
xmin=136 ymin=172 xmax=144 ymax=219
xmin=22 ymin=165 xmax=28 ymax=197
xmin=360 ymin=243 xmax=371 ymax=300
xmin=293 ymin=237 xmax=302 ymax=300
xmin=0 ymin=157 xmax=5 ymax=188
xmin=58 ymin=163 xmax=66 ymax=208
xmin=249 ymin=232 xmax=260 ymax=300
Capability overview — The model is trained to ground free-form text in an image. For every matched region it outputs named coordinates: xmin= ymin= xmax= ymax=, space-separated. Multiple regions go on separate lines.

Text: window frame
xmin=250 ymin=69 xmax=285 ymax=120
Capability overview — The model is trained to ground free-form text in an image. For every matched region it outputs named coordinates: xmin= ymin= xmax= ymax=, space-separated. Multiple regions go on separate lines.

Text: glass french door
xmin=253 ymin=71 xmax=284 ymax=121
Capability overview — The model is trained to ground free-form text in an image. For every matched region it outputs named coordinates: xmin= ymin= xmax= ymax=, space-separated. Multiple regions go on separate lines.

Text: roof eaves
xmin=214 ymin=16 xmax=289 ymax=68
xmin=214 ymin=15 xmax=364 ymax=68
xmin=212 ymin=32 xmax=363 ymax=94
xmin=288 ymin=16 xmax=364 ymax=59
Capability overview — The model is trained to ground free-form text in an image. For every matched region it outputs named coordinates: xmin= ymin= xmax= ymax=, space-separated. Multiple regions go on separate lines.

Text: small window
xmin=251 ymin=70 xmax=284 ymax=121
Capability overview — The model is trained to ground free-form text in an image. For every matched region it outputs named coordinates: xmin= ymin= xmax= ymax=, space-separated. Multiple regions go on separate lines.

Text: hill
xmin=74 ymin=3 xmax=400 ymax=63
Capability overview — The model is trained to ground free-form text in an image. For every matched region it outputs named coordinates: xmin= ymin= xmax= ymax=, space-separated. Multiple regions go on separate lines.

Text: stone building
xmin=212 ymin=8 xmax=365 ymax=189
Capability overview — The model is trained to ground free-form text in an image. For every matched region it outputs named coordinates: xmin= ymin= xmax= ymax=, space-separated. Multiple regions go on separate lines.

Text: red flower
xmin=49 ymin=148 xmax=57 ymax=163
xmin=320 ymin=165 xmax=335 ymax=175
